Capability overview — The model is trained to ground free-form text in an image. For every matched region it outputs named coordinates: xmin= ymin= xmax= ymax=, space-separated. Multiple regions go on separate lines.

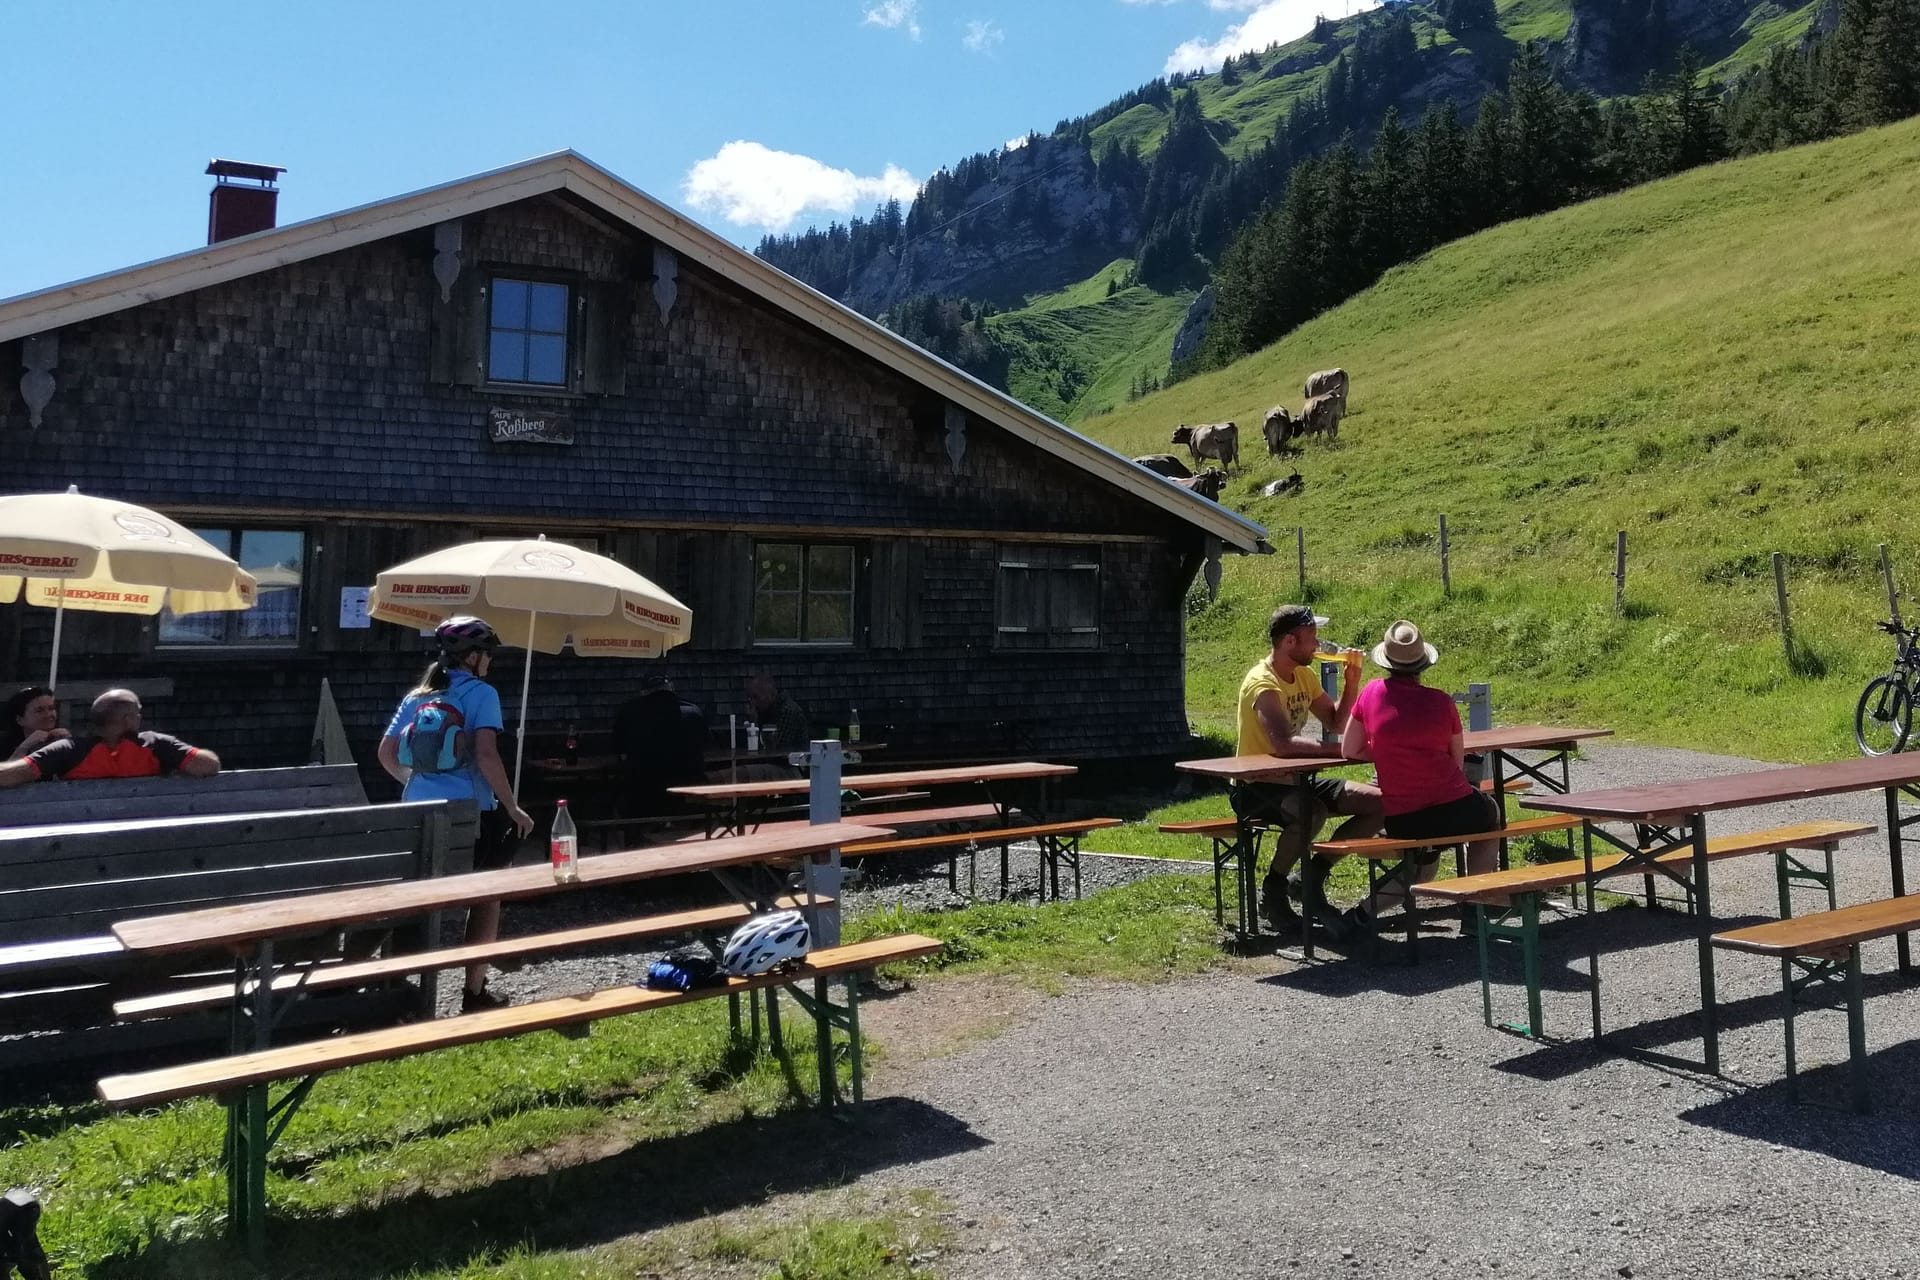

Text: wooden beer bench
xmin=1416 ymin=820 xmax=1873 ymax=1037
xmin=843 ymin=817 xmax=1125 ymax=901
xmin=1715 ymin=895 xmax=1920 ymax=1112
xmin=98 ymin=821 xmax=909 ymax=1260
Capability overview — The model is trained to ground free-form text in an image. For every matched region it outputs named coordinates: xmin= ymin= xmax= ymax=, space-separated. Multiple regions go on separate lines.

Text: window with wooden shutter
xmin=996 ymin=544 xmax=1101 ymax=650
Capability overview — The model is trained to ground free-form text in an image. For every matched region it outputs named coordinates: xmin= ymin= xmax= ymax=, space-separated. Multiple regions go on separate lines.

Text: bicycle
xmin=1855 ymin=619 xmax=1919 ymax=755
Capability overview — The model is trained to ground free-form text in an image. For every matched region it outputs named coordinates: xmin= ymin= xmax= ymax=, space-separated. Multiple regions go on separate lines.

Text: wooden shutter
xmin=578 ymin=282 xmax=630 ymax=396
xmin=686 ymin=533 xmax=752 ymax=650
xmin=868 ymin=540 xmax=924 ymax=650
xmin=429 ymin=266 xmax=485 ymax=386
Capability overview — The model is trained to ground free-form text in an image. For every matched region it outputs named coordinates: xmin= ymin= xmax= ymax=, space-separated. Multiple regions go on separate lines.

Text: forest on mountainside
xmin=753 ymin=0 xmax=1918 ymax=412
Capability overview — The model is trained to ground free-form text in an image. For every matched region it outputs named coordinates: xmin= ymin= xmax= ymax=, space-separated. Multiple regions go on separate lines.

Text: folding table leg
xmin=1520 ymin=893 xmax=1543 ymax=1039
xmin=1779 ymin=956 xmax=1799 ymax=1102
xmin=1846 ymin=946 xmax=1870 ymax=1114
xmin=813 ymin=976 xmax=836 ymax=1110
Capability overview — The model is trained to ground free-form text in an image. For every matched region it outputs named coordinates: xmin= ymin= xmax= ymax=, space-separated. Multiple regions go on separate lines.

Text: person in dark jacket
xmin=612 ymin=676 xmax=710 ymax=815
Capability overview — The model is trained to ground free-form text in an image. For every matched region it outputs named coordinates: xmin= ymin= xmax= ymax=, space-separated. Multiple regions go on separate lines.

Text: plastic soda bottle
xmin=549 ymin=799 xmax=579 ymax=885
xmin=848 ymin=705 xmax=862 ymax=744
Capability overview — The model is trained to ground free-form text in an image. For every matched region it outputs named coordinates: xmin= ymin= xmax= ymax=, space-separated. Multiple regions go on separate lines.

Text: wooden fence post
xmin=1439 ymin=514 xmax=1451 ymax=597
xmin=1614 ymin=531 xmax=1628 ymax=616
xmin=1772 ymin=551 xmax=1792 ymax=663
xmin=1881 ymin=543 xmax=1902 ymax=627
xmin=1296 ymin=526 xmax=1306 ymax=595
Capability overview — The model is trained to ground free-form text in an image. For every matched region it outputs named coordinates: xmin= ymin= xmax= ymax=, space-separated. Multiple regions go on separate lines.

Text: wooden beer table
xmin=1523 ymin=753 xmax=1920 ymax=1074
xmin=1175 ymin=753 xmax=1349 ymax=955
xmin=672 ymin=761 xmax=1076 ymax=837
xmin=1465 ymin=725 xmax=1613 ymax=797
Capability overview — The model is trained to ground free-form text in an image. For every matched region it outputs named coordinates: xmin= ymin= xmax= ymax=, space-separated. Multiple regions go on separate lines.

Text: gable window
xmin=754 ymin=543 xmax=856 ymax=646
xmin=158 ymin=528 xmax=305 ymax=647
xmin=996 ymin=544 xmax=1100 ymax=650
xmin=487 ymin=278 xmax=570 ymax=386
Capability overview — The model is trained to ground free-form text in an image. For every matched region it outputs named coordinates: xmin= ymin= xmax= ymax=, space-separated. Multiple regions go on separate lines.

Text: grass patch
xmin=848 ymin=874 xmax=1232 ymax=987
xmin=394 ymin=1189 xmax=952 ymax=1279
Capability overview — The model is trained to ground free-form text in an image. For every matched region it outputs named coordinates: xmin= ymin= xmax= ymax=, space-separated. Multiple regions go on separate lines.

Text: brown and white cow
xmin=1261 ymin=405 xmax=1295 ymax=456
xmin=1133 ymin=453 xmax=1193 ymax=479
xmin=1299 ymin=392 xmax=1343 ymax=440
xmin=1304 ymin=368 xmax=1349 ymax=413
xmin=1170 ymin=422 xmax=1239 ymax=470
xmin=1172 ymin=468 xmax=1228 ymax=501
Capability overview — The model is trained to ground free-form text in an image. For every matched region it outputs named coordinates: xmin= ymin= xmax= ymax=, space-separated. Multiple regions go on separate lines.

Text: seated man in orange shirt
xmin=0 ymin=688 xmax=220 ymax=787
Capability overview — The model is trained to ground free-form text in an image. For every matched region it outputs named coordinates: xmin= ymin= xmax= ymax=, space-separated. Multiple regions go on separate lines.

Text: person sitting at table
xmin=1340 ymin=619 xmax=1503 ymax=933
xmin=0 ymin=688 xmax=220 ymax=786
xmin=2 ymin=685 xmax=69 ymax=761
xmin=1234 ymin=604 xmax=1383 ymax=938
xmin=611 ymin=675 xmax=709 ymax=814
xmin=744 ymin=673 xmax=811 ymax=754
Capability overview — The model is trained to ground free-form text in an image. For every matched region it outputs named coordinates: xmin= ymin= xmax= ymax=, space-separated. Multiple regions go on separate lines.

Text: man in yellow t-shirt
xmin=1233 ymin=604 xmax=1383 ymax=936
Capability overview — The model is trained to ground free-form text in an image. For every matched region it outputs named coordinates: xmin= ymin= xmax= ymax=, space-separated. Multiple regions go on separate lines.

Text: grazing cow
xmin=1133 ymin=453 xmax=1193 ymax=480
xmin=1299 ymin=392 xmax=1343 ymax=440
xmin=1304 ymin=368 xmax=1349 ymax=412
xmin=1170 ymin=421 xmax=1239 ymax=470
xmin=1261 ymin=406 xmax=1295 ymax=456
xmin=1261 ymin=471 xmax=1304 ymax=498
xmin=1173 ymin=468 xmax=1228 ymax=501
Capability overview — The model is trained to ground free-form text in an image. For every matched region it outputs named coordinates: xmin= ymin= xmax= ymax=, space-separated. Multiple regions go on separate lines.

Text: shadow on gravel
xmin=1681 ymin=1041 xmax=1920 ymax=1179
xmin=95 ymin=1096 xmax=986 ymax=1280
xmin=1489 ymin=963 xmax=1914 ymax=1082
xmin=1259 ymin=903 xmax=1728 ymax=1003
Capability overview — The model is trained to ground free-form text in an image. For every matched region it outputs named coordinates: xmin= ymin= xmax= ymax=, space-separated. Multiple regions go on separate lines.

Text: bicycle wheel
xmin=1855 ymin=675 xmax=1913 ymax=756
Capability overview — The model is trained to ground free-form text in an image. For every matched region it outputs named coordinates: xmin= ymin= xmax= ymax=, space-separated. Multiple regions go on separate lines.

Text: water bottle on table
xmin=550 ymin=799 xmax=579 ymax=885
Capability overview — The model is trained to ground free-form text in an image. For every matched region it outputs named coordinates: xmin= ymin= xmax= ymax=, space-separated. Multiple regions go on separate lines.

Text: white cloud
xmin=963 ymin=18 xmax=1005 ymax=52
xmin=863 ymin=0 xmax=923 ymax=38
xmin=1164 ymin=0 xmax=1375 ymax=73
xmin=1005 ymin=133 xmax=1032 ymax=150
xmin=682 ymin=141 xmax=920 ymax=233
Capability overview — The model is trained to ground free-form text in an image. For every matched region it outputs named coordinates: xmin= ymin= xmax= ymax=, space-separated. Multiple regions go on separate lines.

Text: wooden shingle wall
xmin=0 ymin=195 xmax=1209 ymax=768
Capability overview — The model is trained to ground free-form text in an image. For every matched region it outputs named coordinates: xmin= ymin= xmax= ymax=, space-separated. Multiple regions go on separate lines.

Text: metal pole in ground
xmin=1318 ymin=660 xmax=1341 ymax=747
xmin=1467 ymin=682 xmax=1492 ymax=732
xmin=1615 ymin=531 xmax=1628 ymax=616
xmin=1881 ymin=543 xmax=1902 ymax=627
xmin=1772 ymin=552 xmax=1793 ymax=664
xmin=1439 ymin=514 xmax=1451 ymax=596
xmin=806 ymin=740 xmax=843 ymax=947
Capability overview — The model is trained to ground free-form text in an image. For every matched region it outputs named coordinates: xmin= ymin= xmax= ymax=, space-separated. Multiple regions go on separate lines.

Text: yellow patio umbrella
xmin=367 ymin=536 xmax=693 ymax=790
xmin=0 ymin=487 xmax=257 ymax=686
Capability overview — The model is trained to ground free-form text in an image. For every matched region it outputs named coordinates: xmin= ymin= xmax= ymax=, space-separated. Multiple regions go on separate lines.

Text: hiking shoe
xmin=1260 ymin=883 xmax=1303 ymax=932
xmin=1315 ymin=904 xmax=1362 ymax=944
xmin=461 ymin=985 xmax=509 ymax=1013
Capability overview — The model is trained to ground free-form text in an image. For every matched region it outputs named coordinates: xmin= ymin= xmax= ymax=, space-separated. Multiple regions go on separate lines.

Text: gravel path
xmin=844 ymin=742 xmax=1920 ymax=1280
xmin=467 ymin=742 xmax=1920 ymax=1278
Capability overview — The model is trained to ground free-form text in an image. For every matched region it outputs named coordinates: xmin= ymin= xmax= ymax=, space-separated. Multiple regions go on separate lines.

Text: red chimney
xmin=206 ymin=159 xmax=286 ymax=244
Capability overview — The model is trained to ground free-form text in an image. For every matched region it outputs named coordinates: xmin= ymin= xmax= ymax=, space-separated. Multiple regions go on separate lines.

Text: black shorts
xmin=1230 ymin=777 xmax=1348 ymax=827
xmin=473 ymin=806 xmax=522 ymax=871
xmin=1383 ymin=790 xmax=1502 ymax=842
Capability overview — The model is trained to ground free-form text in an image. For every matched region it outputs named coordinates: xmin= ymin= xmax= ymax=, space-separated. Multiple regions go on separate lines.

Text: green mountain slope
xmin=1077 ymin=117 xmax=1920 ymax=762
xmin=986 ymin=262 xmax=1194 ymax=422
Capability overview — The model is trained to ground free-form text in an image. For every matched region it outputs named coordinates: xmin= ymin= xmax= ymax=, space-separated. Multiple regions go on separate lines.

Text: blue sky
xmin=0 ymin=0 xmax=1352 ymax=300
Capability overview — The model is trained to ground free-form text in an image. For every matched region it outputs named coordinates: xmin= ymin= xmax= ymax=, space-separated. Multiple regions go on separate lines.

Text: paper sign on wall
xmin=338 ymin=587 xmax=371 ymax=629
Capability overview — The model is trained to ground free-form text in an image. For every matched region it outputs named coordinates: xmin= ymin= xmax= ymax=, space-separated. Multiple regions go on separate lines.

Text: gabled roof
xmin=0 ymin=151 xmax=1269 ymax=554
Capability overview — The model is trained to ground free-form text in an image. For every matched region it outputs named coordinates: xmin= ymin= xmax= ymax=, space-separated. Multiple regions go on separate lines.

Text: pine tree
xmin=1220 ymin=55 xmax=1241 ymax=85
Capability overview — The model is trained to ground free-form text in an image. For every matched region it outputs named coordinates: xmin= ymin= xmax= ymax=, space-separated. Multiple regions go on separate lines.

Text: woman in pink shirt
xmin=1339 ymin=620 xmax=1502 ymax=930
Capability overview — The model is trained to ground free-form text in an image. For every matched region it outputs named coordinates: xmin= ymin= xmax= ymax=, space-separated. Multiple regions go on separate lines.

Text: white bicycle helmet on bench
xmin=722 ymin=909 xmax=812 ymax=976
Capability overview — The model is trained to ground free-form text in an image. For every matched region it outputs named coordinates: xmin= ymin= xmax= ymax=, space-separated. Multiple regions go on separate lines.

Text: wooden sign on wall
xmin=489 ymin=407 xmax=574 ymax=446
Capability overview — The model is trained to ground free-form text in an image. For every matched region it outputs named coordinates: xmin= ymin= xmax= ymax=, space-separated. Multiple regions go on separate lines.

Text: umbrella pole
xmin=47 ymin=583 xmax=66 ymax=688
xmin=512 ymin=611 xmax=537 ymax=797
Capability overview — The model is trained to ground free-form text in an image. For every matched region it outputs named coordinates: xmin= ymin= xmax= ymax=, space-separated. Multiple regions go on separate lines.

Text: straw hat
xmin=1371 ymin=619 xmax=1439 ymax=672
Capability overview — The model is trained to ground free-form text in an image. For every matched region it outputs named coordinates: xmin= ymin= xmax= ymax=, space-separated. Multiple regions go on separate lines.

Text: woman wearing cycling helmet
xmin=378 ymin=615 xmax=534 ymax=1011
